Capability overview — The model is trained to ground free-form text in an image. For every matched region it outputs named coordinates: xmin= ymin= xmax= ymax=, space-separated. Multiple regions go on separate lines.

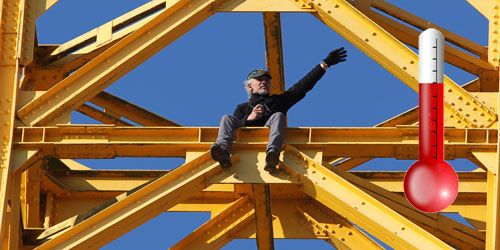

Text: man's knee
xmin=221 ymin=114 xmax=236 ymax=123
xmin=270 ymin=112 xmax=286 ymax=121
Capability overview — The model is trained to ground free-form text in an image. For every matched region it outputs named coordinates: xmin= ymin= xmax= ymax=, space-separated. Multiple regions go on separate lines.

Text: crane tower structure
xmin=0 ymin=0 xmax=499 ymax=249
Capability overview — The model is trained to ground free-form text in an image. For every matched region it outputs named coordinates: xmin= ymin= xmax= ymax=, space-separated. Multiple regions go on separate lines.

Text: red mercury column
xmin=403 ymin=28 xmax=459 ymax=213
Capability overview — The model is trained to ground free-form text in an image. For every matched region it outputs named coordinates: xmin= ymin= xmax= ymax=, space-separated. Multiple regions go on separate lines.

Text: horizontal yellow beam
xmin=14 ymin=126 xmax=497 ymax=159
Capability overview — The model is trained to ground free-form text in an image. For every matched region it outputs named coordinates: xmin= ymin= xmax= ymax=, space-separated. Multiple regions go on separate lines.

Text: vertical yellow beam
xmin=263 ymin=12 xmax=285 ymax=94
xmin=0 ymin=0 xmax=21 ymax=245
xmin=252 ymin=184 xmax=274 ymax=250
xmin=21 ymin=166 xmax=40 ymax=228
xmin=488 ymin=0 xmax=500 ymax=249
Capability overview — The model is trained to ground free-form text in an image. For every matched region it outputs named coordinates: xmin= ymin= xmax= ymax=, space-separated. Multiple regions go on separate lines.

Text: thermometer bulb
xmin=403 ymin=29 xmax=458 ymax=213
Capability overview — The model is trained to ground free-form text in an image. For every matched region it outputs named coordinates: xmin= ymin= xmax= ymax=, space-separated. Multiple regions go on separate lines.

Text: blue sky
xmin=36 ymin=1 xmax=486 ymax=249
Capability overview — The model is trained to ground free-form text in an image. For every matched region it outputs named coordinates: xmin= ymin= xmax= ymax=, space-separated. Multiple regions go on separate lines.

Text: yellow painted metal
xmin=355 ymin=2 xmax=495 ymax=76
xmin=89 ymin=92 xmax=180 ymax=126
xmin=282 ymin=146 xmax=452 ymax=249
xmin=171 ymin=196 xmax=254 ymax=249
xmin=0 ymin=0 xmax=22 ymax=245
xmin=370 ymin=0 xmax=487 ymax=58
xmin=208 ymin=149 xmax=296 ymax=184
xmin=14 ymin=126 xmax=497 ymax=159
xmin=43 ymin=0 xmax=167 ymax=67
xmin=18 ymin=0 xmax=224 ymax=126
xmin=252 ymin=184 xmax=274 ymax=249
xmin=36 ymin=151 xmax=231 ymax=249
xmin=486 ymin=170 xmax=499 ymax=250
xmin=216 ymin=0 xmax=312 ymax=12
xmin=296 ymin=207 xmax=383 ymax=249
xmin=468 ymin=0 xmax=489 ymax=18
xmin=489 ymin=0 xmax=500 ymax=67
xmin=17 ymin=0 xmax=37 ymax=67
xmin=298 ymin=0 xmax=497 ymax=128
xmin=470 ymin=151 xmax=498 ymax=174
xmin=263 ymin=12 xmax=285 ymax=95
xmin=21 ymin=166 xmax=40 ymax=228
xmin=34 ymin=0 xmax=59 ymax=18
xmin=76 ymin=104 xmax=132 ymax=126
xmin=334 ymin=167 xmax=485 ymax=248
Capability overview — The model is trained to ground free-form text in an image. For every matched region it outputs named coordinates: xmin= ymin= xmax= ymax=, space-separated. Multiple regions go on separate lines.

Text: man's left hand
xmin=323 ymin=47 xmax=347 ymax=67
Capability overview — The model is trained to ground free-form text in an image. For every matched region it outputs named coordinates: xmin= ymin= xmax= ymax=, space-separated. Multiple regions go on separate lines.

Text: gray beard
xmin=254 ymin=89 xmax=269 ymax=95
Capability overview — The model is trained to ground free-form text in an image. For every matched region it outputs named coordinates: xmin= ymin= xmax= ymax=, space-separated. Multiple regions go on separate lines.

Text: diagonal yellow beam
xmin=354 ymin=2 xmax=494 ymax=76
xmin=282 ymin=146 xmax=452 ymax=249
xmin=89 ymin=92 xmax=180 ymax=126
xmin=76 ymin=104 xmax=132 ymax=126
xmin=334 ymin=168 xmax=486 ymax=248
xmin=171 ymin=196 xmax=254 ymax=249
xmin=297 ymin=0 xmax=497 ymax=128
xmin=296 ymin=207 xmax=383 ymax=249
xmin=36 ymin=151 xmax=235 ymax=249
xmin=18 ymin=0 xmax=225 ymax=126
xmin=42 ymin=0 xmax=167 ymax=67
xmin=370 ymin=0 xmax=487 ymax=57
xmin=252 ymin=184 xmax=274 ymax=249
xmin=263 ymin=12 xmax=285 ymax=94
xmin=35 ymin=0 xmax=59 ymax=18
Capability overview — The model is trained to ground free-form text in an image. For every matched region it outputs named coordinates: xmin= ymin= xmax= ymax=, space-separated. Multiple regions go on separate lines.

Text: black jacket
xmin=234 ymin=64 xmax=326 ymax=126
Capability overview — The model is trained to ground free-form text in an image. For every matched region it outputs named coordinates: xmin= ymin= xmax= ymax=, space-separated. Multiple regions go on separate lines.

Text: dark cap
xmin=247 ymin=69 xmax=272 ymax=80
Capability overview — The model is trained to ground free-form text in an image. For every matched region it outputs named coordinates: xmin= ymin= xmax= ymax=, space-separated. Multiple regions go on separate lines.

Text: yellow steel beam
xmin=18 ymin=0 xmax=223 ymax=126
xmin=42 ymin=0 xmax=167 ymax=67
xmin=470 ymin=151 xmax=497 ymax=174
xmin=14 ymin=126 xmax=497 ymax=159
xmin=76 ymin=104 xmax=132 ymax=126
xmin=263 ymin=12 xmax=285 ymax=94
xmin=487 ymin=1 xmax=500 ymax=248
xmin=252 ymin=184 xmax=274 ymax=249
xmin=21 ymin=165 xmax=41 ymax=228
xmin=0 ymin=0 xmax=22 ymax=245
xmin=215 ymin=0 xmax=312 ymax=12
xmin=281 ymin=146 xmax=452 ymax=249
xmin=334 ymin=168 xmax=485 ymax=248
xmin=300 ymin=0 xmax=497 ymax=128
xmin=36 ymin=151 xmax=232 ymax=249
xmin=35 ymin=0 xmax=59 ymax=18
xmin=329 ymin=79 xmax=484 ymax=169
xmin=370 ymin=0 xmax=487 ymax=57
xmin=296 ymin=207 xmax=383 ymax=249
xmin=89 ymin=92 xmax=180 ymax=126
xmin=354 ymin=2 xmax=494 ymax=77
xmin=171 ymin=196 xmax=254 ymax=249
xmin=486 ymin=170 xmax=499 ymax=250
xmin=22 ymin=43 xmax=115 ymax=91
xmin=468 ymin=0 xmax=488 ymax=18
xmin=18 ymin=0 xmax=37 ymax=67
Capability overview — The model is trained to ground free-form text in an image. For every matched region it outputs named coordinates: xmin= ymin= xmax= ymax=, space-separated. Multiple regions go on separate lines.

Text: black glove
xmin=323 ymin=47 xmax=347 ymax=67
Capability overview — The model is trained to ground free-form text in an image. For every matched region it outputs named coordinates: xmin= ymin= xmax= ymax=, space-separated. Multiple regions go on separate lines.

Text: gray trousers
xmin=216 ymin=112 xmax=286 ymax=152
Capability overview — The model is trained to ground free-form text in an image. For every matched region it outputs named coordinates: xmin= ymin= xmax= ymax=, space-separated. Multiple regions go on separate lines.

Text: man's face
xmin=248 ymin=76 xmax=270 ymax=95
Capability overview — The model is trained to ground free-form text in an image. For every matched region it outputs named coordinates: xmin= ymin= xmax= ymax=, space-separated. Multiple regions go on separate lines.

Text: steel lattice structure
xmin=1 ymin=0 xmax=499 ymax=249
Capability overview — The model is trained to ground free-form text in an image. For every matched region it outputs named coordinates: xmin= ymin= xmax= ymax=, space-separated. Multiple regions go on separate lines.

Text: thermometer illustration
xmin=403 ymin=29 xmax=458 ymax=213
